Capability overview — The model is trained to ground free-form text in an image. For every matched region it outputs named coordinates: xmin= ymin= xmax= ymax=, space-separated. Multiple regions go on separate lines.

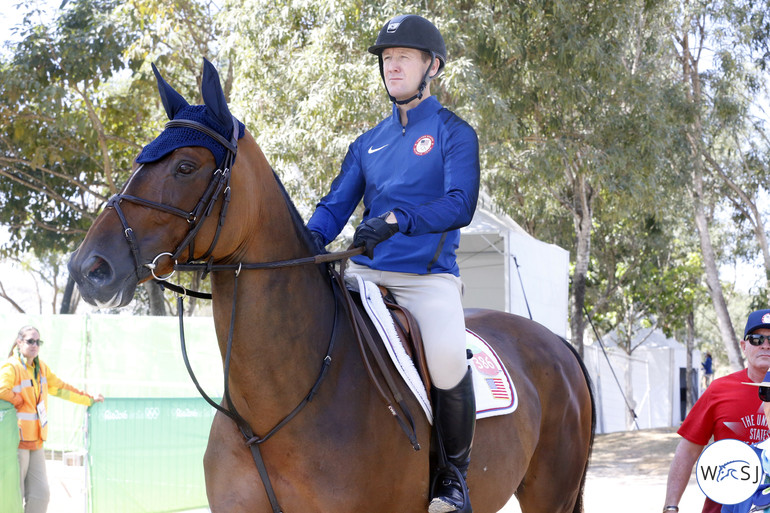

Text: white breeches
xmin=348 ymin=262 xmax=468 ymax=389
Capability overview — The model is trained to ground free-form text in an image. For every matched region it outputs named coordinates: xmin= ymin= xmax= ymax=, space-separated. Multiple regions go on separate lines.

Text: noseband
xmin=107 ymin=117 xmax=239 ymax=281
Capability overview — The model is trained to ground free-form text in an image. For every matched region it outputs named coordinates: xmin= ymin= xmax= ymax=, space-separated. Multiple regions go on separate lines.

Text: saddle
xmin=375 ymin=286 xmax=432 ymax=394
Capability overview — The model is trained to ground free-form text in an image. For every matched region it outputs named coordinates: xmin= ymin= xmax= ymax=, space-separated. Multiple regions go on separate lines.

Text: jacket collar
xmin=390 ymin=96 xmax=442 ymax=127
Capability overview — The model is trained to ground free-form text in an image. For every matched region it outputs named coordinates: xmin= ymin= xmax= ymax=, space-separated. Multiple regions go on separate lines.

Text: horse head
xmin=68 ymin=59 xmax=272 ymax=308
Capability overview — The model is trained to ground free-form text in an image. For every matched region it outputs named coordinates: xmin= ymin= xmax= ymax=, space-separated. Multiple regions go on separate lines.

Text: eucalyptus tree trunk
xmin=145 ymin=281 xmax=167 ymax=316
xmin=691 ymin=173 xmax=742 ymax=369
xmin=568 ymin=172 xmax=594 ymax=359
xmin=680 ymin=26 xmax=743 ymax=371
xmin=59 ymin=275 xmax=79 ymax=314
xmin=686 ymin=310 xmax=696 ymax=411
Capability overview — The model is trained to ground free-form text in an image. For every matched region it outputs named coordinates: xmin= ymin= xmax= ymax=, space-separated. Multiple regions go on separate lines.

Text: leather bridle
xmin=107 ymin=118 xmax=238 ymax=282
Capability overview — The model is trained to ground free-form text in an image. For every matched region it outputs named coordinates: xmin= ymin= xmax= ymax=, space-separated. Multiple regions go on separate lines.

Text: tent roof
xmin=461 ymin=192 xmax=530 ymax=237
xmin=598 ymin=326 xmax=685 ymax=350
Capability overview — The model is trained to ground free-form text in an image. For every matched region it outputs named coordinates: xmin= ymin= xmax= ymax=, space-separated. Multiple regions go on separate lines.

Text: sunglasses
xmin=746 ymin=334 xmax=770 ymax=346
xmin=23 ymin=338 xmax=43 ymax=346
xmin=761 ymin=386 xmax=770 ymax=402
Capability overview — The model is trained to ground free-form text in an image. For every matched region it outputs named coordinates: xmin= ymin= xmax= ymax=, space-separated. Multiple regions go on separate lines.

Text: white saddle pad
xmin=353 ymin=275 xmax=518 ymax=423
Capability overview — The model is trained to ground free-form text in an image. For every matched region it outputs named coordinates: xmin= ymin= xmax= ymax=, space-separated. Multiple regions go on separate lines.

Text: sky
xmin=0 ymin=0 xmax=59 ymax=53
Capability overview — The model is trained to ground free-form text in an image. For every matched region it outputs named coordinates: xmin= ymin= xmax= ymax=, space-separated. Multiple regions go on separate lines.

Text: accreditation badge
xmin=36 ymin=400 xmax=48 ymax=428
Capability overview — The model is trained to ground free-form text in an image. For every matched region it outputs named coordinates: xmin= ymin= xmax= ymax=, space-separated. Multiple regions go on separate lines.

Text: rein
xmin=112 ymin=118 xmax=420 ymax=513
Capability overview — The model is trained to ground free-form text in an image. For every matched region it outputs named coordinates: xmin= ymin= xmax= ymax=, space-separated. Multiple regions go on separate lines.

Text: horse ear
xmin=151 ymin=63 xmax=189 ymax=120
xmin=200 ymin=58 xmax=233 ymax=130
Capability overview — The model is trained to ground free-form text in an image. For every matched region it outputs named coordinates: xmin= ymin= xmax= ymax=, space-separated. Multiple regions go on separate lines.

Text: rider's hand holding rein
xmin=353 ymin=212 xmax=399 ymax=259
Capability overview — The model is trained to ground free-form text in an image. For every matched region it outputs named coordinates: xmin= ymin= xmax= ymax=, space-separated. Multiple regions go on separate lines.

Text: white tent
xmin=583 ymin=327 xmax=700 ymax=434
xmin=457 ymin=193 xmax=570 ymax=338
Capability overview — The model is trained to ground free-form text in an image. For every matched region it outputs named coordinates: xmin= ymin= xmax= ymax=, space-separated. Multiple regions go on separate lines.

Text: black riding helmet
xmin=368 ymin=15 xmax=446 ymax=105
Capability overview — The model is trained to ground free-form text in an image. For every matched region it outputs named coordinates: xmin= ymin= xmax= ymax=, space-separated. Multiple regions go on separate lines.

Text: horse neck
xmin=208 ymin=173 xmax=337 ymax=433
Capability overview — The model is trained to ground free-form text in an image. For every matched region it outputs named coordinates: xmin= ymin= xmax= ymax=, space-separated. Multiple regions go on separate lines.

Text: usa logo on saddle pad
xmin=467 ymin=330 xmax=518 ymax=419
xmin=352 ymin=274 xmax=518 ymax=423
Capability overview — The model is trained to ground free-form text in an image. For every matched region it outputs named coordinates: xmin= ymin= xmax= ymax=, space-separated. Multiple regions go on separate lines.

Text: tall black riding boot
xmin=429 ymin=366 xmax=476 ymax=513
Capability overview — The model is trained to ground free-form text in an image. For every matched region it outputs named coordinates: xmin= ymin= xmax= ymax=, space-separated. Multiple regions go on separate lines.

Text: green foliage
xmin=586 ymin=201 xmax=708 ymax=350
xmin=0 ymin=0 xmax=223 ymax=312
xmin=0 ymin=0 xmax=770 ymax=333
xmin=0 ymin=0 xmax=146 ymax=256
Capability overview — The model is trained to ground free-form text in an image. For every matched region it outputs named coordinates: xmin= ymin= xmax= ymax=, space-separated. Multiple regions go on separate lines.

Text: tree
xmin=0 ymin=0 xmax=147 ymax=311
xmin=471 ymin=0 xmax=684 ymax=356
xmin=671 ymin=0 xmax=770 ymax=370
xmin=587 ymin=209 xmax=706 ymax=427
xmin=0 ymin=0 xmax=222 ymax=314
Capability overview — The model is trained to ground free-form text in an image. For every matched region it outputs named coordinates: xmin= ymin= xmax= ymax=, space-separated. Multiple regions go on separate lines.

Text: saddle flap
xmin=351 ymin=275 xmax=518 ymax=422
xmin=377 ymin=285 xmax=432 ymax=392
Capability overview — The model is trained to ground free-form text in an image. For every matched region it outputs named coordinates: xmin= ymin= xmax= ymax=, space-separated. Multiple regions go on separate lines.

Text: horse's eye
xmin=177 ymin=162 xmax=197 ymax=175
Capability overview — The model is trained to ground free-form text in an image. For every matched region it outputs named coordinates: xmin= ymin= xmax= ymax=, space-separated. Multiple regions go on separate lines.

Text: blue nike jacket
xmin=307 ymin=96 xmax=480 ymax=276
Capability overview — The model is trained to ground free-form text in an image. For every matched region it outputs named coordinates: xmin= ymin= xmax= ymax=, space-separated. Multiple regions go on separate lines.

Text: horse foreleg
xmin=204 ymin=412 xmax=270 ymax=512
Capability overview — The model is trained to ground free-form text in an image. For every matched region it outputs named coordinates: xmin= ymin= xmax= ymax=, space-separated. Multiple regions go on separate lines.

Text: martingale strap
xmin=177 ymin=268 xmax=341 ymax=513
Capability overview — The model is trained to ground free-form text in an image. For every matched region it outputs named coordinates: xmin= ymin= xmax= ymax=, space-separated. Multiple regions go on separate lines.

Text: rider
xmin=307 ymin=14 xmax=480 ymax=513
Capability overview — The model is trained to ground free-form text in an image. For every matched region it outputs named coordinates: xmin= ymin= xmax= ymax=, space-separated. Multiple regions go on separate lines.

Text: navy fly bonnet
xmin=136 ymin=59 xmax=245 ymax=169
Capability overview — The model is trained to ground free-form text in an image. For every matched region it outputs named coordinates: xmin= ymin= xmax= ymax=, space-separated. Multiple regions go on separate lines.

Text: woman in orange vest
xmin=0 ymin=325 xmax=103 ymax=513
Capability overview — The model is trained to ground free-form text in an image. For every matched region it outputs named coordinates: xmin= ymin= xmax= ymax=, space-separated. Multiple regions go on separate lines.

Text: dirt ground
xmin=45 ymin=427 xmax=705 ymax=512
xmin=500 ymin=426 xmax=704 ymax=513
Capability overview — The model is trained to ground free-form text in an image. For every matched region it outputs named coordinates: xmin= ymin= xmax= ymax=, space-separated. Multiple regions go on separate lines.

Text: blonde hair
xmin=9 ymin=326 xmax=39 ymax=357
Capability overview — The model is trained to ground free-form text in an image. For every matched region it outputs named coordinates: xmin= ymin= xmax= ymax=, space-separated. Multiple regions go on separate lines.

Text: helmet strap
xmin=379 ymin=52 xmax=437 ymax=106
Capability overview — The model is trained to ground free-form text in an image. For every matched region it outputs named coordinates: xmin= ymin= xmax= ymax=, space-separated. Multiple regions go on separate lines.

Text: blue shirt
xmin=308 ymin=96 xmax=480 ymax=275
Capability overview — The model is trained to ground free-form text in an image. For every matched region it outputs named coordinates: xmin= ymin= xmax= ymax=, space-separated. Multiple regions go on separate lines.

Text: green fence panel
xmin=88 ymin=398 xmax=215 ymax=513
xmin=0 ymin=402 xmax=22 ymax=513
xmin=86 ymin=315 xmax=223 ymax=399
xmin=0 ymin=313 xmax=223 ymax=452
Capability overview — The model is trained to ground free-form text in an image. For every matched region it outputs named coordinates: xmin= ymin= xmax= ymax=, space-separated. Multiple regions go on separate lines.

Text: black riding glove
xmin=353 ymin=212 xmax=399 ymax=259
xmin=310 ymin=231 xmax=328 ymax=254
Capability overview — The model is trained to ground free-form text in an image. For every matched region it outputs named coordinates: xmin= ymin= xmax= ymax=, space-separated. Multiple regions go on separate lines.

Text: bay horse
xmin=68 ymin=59 xmax=594 ymax=513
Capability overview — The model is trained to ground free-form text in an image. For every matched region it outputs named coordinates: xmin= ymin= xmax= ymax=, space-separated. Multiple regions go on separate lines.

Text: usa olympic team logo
xmin=696 ymin=439 xmax=762 ymax=504
xmin=413 ymin=135 xmax=434 ymax=156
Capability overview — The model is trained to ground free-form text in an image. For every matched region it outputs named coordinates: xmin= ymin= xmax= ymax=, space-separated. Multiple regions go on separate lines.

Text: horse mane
xmin=270 ymin=169 xmax=327 ymax=263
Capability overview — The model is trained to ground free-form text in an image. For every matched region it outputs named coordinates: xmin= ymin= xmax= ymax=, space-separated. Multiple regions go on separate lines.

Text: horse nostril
xmin=83 ymin=256 xmax=113 ymax=285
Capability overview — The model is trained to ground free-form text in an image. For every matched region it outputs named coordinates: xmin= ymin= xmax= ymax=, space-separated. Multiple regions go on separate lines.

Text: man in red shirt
xmin=663 ymin=309 xmax=770 ymax=513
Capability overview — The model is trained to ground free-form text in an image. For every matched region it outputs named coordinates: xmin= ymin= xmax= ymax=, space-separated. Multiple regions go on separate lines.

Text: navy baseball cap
xmin=744 ymin=309 xmax=770 ymax=338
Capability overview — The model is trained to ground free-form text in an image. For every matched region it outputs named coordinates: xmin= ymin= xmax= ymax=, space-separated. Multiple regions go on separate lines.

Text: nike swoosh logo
xmin=368 ymin=144 xmax=388 ymax=154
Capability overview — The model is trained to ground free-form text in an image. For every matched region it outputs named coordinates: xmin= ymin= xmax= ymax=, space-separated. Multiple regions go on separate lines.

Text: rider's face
xmin=381 ymin=47 xmax=436 ymax=102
